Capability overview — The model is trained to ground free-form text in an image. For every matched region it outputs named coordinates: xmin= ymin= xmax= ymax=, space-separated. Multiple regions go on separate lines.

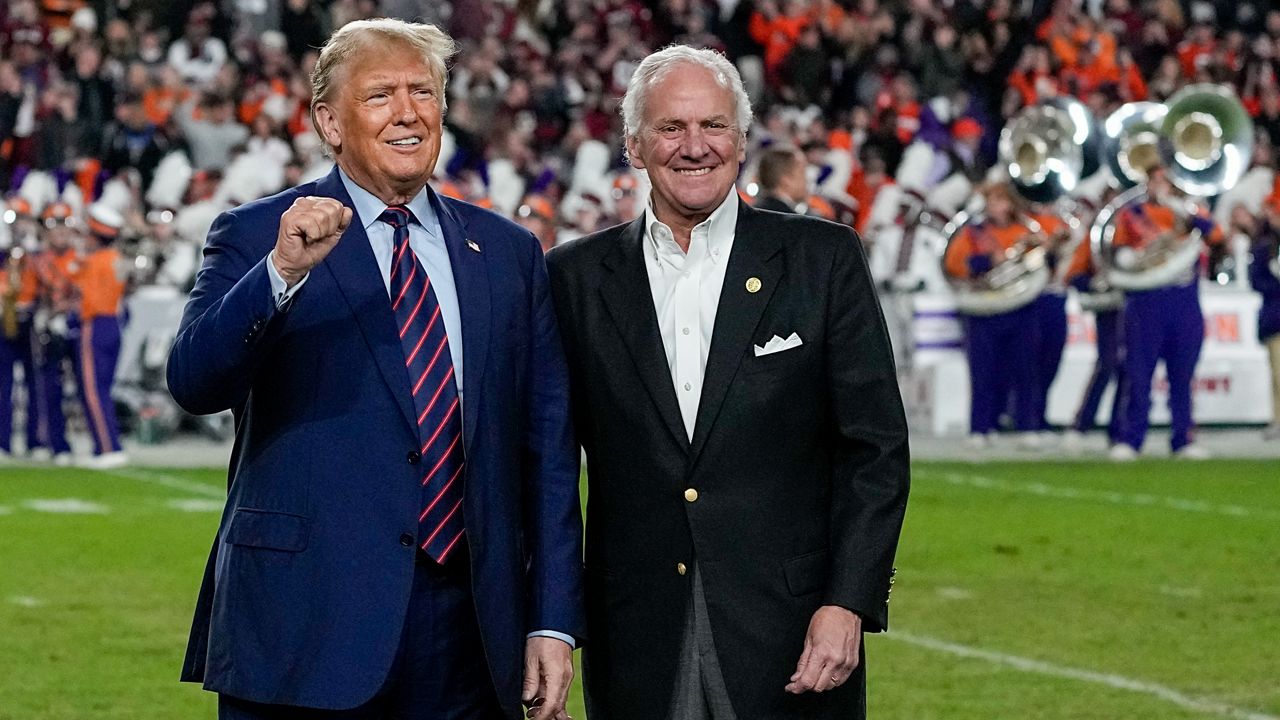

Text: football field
xmin=0 ymin=460 xmax=1276 ymax=719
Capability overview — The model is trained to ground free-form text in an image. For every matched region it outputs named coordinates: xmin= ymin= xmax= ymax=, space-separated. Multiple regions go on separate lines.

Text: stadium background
xmin=1 ymin=0 xmax=1278 ymax=718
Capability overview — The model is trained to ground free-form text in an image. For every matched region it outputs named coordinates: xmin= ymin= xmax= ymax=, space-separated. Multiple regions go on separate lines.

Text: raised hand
xmin=272 ymin=196 xmax=353 ymax=287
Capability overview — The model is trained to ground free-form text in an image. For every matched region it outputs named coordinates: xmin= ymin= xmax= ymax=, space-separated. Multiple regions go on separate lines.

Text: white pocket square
xmin=753 ymin=332 xmax=803 ymax=357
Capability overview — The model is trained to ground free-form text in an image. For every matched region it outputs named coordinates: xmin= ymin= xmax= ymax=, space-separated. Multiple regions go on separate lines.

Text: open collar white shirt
xmin=642 ymin=190 xmax=739 ymax=441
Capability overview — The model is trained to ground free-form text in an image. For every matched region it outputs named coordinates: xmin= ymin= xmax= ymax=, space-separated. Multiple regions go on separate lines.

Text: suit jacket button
xmin=407 ymin=450 xmax=421 ymax=465
xmin=399 ymin=533 xmax=414 ymax=547
xmin=684 ymin=488 xmax=698 ymax=503
xmin=676 ymin=562 xmax=688 ymax=576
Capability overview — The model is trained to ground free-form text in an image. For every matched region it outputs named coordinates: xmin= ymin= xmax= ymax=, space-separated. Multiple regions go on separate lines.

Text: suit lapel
xmin=599 ymin=218 xmax=690 ymax=452
xmin=314 ymin=168 xmax=418 ymax=434
xmin=688 ymin=203 xmax=783 ymax=462
xmin=431 ymin=191 xmax=490 ymax=454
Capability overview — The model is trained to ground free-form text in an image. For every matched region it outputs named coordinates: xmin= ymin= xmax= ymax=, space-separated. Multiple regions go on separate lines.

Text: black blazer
xmin=754 ymin=193 xmax=796 ymax=213
xmin=547 ymin=203 xmax=910 ymax=720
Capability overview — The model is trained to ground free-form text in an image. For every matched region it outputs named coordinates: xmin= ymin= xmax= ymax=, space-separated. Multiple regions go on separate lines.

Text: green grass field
xmin=1 ymin=461 xmax=1277 ymax=719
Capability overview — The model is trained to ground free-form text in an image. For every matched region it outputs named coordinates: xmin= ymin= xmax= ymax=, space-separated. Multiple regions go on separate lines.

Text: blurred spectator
xmin=34 ymin=82 xmax=88 ymax=171
xmin=174 ymin=91 xmax=249 ymax=171
xmin=914 ymin=24 xmax=967 ymax=101
xmin=70 ymin=42 xmax=114 ymax=133
xmin=167 ymin=5 xmax=228 ymax=88
xmin=514 ymin=194 xmax=556 ymax=253
xmin=778 ymin=22 xmax=827 ymax=108
xmin=282 ymin=0 xmax=328 ymax=63
xmin=755 ymin=144 xmax=807 ymax=213
xmin=100 ymin=94 xmax=173 ymax=190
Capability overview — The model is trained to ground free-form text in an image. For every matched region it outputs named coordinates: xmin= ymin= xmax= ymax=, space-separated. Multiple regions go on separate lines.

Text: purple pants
xmin=22 ymin=317 xmax=73 ymax=455
xmin=1031 ymin=293 xmax=1067 ymax=431
xmin=1072 ymin=309 xmax=1126 ymax=441
xmin=1118 ymin=284 xmax=1202 ymax=451
xmin=0 ymin=332 xmax=21 ymax=453
xmin=73 ymin=315 xmax=123 ymax=455
xmin=965 ymin=303 xmax=1039 ymax=434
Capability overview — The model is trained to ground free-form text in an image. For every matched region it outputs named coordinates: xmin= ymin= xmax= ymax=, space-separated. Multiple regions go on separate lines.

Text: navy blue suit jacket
xmin=168 ymin=167 xmax=584 ymax=715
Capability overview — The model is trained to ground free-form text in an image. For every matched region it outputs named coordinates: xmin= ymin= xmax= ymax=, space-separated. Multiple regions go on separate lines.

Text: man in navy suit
xmin=168 ymin=19 xmax=583 ymax=720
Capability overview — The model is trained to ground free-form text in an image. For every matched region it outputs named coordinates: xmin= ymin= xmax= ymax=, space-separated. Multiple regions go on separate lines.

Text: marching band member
xmin=1026 ymin=207 xmax=1075 ymax=444
xmin=1232 ymin=194 xmax=1280 ymax=439
xmin=27 ymin=201 xmax=80 ymax=465
xmin=1109 ymin=166 xmax=1222 ymax=460
xmin=1063 ymin=231 xmax=1127 ymax=449
xmin=944 ymin=181 xmax=1042 ymax=446
xmin=1 ymin=197 xmax=42 ymax=460
xmin=73 ymin=203 xmax=128 ymax=468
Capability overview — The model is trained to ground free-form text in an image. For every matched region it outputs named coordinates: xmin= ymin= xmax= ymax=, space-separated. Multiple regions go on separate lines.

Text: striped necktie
xmin=379 ymin=205 xmax=466 ymax=563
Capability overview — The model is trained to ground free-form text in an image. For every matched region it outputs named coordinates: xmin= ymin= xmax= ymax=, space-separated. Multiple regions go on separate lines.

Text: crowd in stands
xmin=2 ymin=0 xmax=1280 ymax=280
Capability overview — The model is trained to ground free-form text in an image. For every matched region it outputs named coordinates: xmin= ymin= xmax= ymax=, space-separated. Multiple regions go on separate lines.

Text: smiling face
xmin=626 ymin=62 xmax=745 ymax=231
xmin=313 ymin=39 xmax=443 ymax=204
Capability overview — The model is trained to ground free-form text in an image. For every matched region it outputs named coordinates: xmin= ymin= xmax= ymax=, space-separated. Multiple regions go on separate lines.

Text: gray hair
xmin=620 ymin=45 xmax=752 ymax=161
xmin=310 ymin=18 xmax=457 ymax=146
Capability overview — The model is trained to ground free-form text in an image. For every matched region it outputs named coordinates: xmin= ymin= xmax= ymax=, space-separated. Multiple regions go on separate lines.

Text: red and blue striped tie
xmin=380 ymin=205 xmax=466 ymax=563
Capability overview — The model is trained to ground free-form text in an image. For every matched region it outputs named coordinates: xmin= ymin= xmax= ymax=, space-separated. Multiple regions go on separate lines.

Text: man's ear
xmin=313 ymin=102 xmax=342 ymax=151
xmin=625 ymin=134 xmax=646 ymax=170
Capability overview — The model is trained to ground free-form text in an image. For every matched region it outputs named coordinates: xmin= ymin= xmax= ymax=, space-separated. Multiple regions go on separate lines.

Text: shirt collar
xmin=643 ymin=189 xmax=738 ymax=263
xmin=337 ymin=167 xmax=439 ymax=240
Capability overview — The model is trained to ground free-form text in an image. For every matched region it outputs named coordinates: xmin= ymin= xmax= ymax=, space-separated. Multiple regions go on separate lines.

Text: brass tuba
xmin=941 ymin=210 xmax=1052 ymax=315
xmin=2 ymin=247 xmax=23 ymax=340
xmin=1000 ymin=97 xmax=1099 ymax=205
xmin=1092 ymin=85 xmax=1252 ymax=290
xmin=940 ymin=100 xmax=1094 ymax=314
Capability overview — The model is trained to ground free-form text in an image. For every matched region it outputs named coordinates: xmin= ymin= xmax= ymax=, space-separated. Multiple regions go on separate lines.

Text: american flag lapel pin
xmin=466 ymin=239 xmax=482 ymax=253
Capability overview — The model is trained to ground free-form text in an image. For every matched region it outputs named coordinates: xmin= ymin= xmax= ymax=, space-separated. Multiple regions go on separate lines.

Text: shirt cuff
xmin=266 ymin=250 xmax=308 ymax=310
xmin=527 ymin=630 xmax=576 ymax=649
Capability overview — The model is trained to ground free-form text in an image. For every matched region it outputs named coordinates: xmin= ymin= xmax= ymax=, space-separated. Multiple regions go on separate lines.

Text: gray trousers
xmin=668 ymin=564 xmax=739 ymax=720
xmin=582 ymin=564 xmax=740 ymax=720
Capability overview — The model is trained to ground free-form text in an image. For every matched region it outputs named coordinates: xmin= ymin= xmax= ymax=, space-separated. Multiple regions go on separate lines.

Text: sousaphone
xmin=1093 ymin=85 xmax=1253 ymax=291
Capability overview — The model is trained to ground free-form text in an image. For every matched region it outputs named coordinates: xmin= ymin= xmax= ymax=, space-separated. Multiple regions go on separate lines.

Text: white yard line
xmin=914 ymin=469 xmax=1280 ymax=521
xmin=885 ymin=631 xmax=1279 ymax=720
xmin=99 ymin=468 xmax=225 ymax=499
xmin=23 ymin=499 xmax=110 ymax=514
xmin=165 ymin=498 xmax=225 ymax=513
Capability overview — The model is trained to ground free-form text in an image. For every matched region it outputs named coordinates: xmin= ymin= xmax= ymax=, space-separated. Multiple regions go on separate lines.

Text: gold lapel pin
xmin=466 ymin=239 xmax=481 ymax=253
xmin=745 ymin=277 xmax=762 ymax=293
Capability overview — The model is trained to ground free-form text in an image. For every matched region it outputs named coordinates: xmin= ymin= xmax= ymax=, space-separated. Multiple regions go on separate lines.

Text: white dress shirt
xmin=643 ymin=191 xmax=739 ymax=441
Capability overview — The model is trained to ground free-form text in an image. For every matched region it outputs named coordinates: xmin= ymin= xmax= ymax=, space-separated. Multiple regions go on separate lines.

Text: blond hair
xmin=310 ymin=18 xmax=457 ymax=150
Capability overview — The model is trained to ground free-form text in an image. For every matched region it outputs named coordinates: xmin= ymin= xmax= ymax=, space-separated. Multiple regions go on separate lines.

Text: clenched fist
xmin=272 ymin=196 xmax=353 ymax=287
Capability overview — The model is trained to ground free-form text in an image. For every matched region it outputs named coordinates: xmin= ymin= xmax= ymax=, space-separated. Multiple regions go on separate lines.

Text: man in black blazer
xmin=547 ymin=46 xmax=909 ymax=720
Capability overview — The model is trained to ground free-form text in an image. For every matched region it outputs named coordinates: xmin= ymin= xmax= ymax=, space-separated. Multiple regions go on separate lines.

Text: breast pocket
xmin=741 ymin=344 xmax=810 ymax=376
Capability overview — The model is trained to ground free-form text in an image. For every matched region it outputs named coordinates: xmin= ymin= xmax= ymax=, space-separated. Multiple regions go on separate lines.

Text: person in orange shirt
xmin=0 ymin=217 xmax=30 ymax=460
xmin=72 ymin=203 xmax=128 ymax=467
xmin=1109 ymin=166 xmax=1222 ymax=460
xmin=23 ymin=203 xmax=81 ymax=464
xmin=748 ymin=0 xmax=815 ymax=88
xmin=943 ymin=182 xmax=1043 ymax=445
